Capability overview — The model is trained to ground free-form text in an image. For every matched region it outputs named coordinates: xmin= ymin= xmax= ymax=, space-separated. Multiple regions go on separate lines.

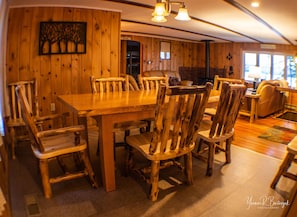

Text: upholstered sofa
xmin=142 ymin=70 xmax=181 ymax=82
xmin=242 ymin=80 xmax=288 ymax=117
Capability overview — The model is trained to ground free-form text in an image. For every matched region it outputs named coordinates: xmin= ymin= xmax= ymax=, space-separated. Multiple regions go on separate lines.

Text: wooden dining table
xmin=58 ymin=87 xmax=218 ymax=192
xmin=58 ymin=90 xmax=158 ymax=192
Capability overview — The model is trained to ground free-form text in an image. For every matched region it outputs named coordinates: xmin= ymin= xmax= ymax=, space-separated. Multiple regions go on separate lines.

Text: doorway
xmin=121 ymin=40 xmax=141 ymax=82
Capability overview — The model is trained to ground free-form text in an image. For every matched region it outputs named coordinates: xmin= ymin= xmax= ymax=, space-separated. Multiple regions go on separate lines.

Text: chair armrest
xmin=34 ymin=112 xmax=69 ymax=122
xmin=36 ymin=125 xmax=85 ymax=138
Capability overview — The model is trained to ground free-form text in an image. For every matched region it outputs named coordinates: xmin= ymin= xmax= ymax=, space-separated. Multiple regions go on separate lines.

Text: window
xmin=243 ymin=51 xmax=296 ymax=87
xmin=160 ymin=41 xmax=170 ymax=60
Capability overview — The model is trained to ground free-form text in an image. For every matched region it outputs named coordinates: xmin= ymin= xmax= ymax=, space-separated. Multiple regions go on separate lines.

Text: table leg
xmin=94 ymin=115 xmax=116 ymax=192
xmin=92 ymin=110 xmax=154 ymax=192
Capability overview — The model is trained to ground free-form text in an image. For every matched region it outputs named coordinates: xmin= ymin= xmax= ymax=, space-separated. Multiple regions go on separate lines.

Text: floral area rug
xmin=258 ymin=125 xmax=297 ymax=145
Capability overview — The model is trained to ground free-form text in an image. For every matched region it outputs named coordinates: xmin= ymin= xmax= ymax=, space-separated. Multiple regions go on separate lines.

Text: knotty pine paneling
xmin=6 ymin=7 xmax=120 ymax=121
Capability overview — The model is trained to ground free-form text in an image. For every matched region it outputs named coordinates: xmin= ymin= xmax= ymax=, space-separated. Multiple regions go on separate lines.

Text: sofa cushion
xmin=142 ymin=71 xmax=164 ymax=77
xmin=142 ymin=70 xmax=181 ymax=81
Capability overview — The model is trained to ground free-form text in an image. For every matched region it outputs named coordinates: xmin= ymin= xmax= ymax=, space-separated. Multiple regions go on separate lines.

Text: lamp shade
xmin=152 ymin=15 xmax=167 ymax=22
xmin=152 ymin=3 xmax=167 ymax=16
xmin=175 ymin=7 xmax=191 ymax=21
xmin=248 ymin=66 xmax=261 ymax=80
xmin=151 ymin=0 xmax=190 ymax=23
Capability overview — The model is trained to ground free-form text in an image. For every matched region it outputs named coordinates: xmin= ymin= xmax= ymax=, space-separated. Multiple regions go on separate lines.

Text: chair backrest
xmin=15 ymin=85 xmax=44 ymax=152
xmin=127 ymin=74 xmax=140 ymax=91
xmin=90 ymin=76 xmax=129 ymax=93
xmin=212 ymin=75 xmax=244 ymax=96
xmin=7 ymin=79 xmax=38 ymax=122
xmin=149 ymin=82 xmax=212 ymax=155
xmin=138 ymin=75 xmax=168 ymax=90
xmin=209 ymin=82 xmax=246 ymax=138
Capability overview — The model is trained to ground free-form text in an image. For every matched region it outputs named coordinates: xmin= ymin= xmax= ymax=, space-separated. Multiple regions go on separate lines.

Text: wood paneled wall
xmin=6 ymin=7 xmax=120 ymax=116
xmin=121 ymin=35 xmax=205 ymax=72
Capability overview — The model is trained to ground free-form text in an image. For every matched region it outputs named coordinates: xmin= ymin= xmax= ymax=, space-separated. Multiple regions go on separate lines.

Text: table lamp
xmin=248 ymin=66 xmax=261 ymax=93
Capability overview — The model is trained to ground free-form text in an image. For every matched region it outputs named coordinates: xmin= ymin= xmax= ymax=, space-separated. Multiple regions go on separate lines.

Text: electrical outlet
xmin=50 ymin=103 xmax=55 ymax=112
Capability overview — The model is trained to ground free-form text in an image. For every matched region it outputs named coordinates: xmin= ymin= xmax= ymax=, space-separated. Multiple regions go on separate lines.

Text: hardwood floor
xmin=233 ymin=112 xmax=297 ymax=160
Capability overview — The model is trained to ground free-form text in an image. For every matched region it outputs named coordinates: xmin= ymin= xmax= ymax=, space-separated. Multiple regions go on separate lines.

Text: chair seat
xmin=199 ymin=119 xmax=212 ymax=131
xmin=126 ymin=132 xmax=195 ymax=161
xmin=204 ymin=108 xmax=216 ymax=117
xmin=198 ymin=129 xmax=234 ymax=143
xmin=33 ymin=133 xmax=87 ymax=159
xmin=6 ymin=119 xmax=25 ymax=127
xmin=207 ymin=95 xmax=220 ymax=104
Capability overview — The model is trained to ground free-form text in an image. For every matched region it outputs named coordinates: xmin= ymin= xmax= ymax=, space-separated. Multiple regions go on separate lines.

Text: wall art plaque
xmin=39 ymin=21 xmax=87 ymax=55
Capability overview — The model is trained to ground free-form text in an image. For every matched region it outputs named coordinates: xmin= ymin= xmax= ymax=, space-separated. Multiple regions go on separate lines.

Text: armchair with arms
xmin=240 ymin=80 xmax=287 ymax=118
xmin=15 ymin=84 xmax=98 ymax=198
xmin=6 ymin=79 xmax=68 ymax=159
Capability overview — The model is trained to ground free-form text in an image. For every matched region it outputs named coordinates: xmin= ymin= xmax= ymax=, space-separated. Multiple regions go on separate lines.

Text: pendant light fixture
xmin=152 ymin=0 xmax=191 ymax=23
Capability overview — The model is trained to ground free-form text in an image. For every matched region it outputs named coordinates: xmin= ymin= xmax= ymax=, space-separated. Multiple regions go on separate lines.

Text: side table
xmin=239 ymin=91 xmax=260 ymax=123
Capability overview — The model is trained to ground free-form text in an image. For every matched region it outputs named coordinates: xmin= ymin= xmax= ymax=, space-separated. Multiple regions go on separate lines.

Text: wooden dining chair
xmin=15 ymin=84 xmax=98 ymax=198
xmin=125 ymin=82 xmax=212 ymax=201
xmin=138 ymin=74 xmax=168 ymax=90
xmin=212 ymin=75 xmax=245 ymax=96
xmin=90 ymin=76 xmax=147 ymax=154
xmin=138 ymin=74 xmax=169 ymax=131
xmin=90 ymin=76 xmax=129 ymax=93
xmin=127 ymin=74 xmax=140 ymax=91
xmin=193 ymin=82 xmax=246 ymax=176
xmin=205 ymin=75 xmax=245 ymax=117
xmin=271 ymin=135 xmax=297 ymax=189
xmin=6 ymin=79 xmax=68 ymax=159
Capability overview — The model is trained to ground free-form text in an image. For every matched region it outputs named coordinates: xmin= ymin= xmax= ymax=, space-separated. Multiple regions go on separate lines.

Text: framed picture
xmin=39 ymin=21 xmax=87 ymax=55
xmin=160 ymin=41 xmax=171 ymax=60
